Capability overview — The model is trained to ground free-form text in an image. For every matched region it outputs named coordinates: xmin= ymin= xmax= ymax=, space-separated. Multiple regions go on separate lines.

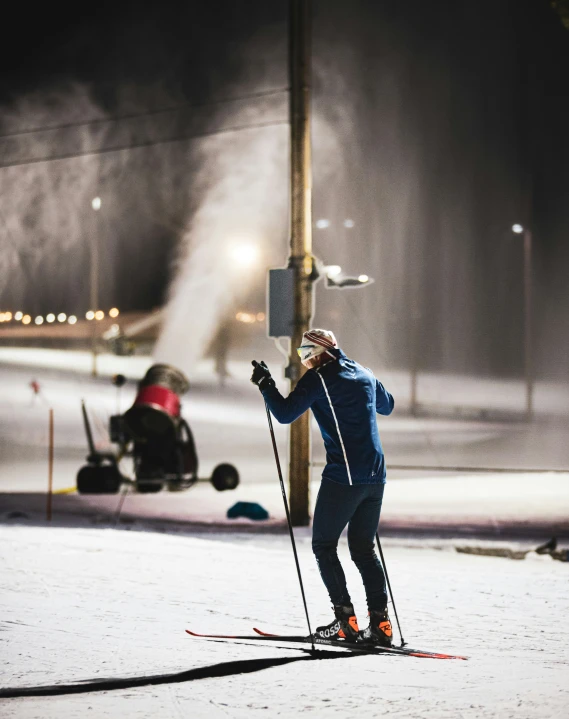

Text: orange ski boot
xmin=360 ymin=608 xmax=393 ymax=647
xmin=314 ymin=604 xmax=360 ymax=642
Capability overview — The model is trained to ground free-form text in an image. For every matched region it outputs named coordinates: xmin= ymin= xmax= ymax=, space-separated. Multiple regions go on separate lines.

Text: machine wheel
xmin=211 ymin=463 xmax=240 ymax=491
xmin=136 ymin=481 xmax=163 ymax=493
xmin=77 ymin=464 xmax=122 ymax=494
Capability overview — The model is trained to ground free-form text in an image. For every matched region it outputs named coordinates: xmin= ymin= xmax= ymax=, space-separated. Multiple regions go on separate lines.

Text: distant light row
xmin=0 ymin=311 xmax=77 ymax=325
xmin=235 ymin=311 xmax=265 ymax=324
xmin=0 ymin=308 xmax=119 ymax=325
xmin=86 ymin=308 xmax=120 ymax=320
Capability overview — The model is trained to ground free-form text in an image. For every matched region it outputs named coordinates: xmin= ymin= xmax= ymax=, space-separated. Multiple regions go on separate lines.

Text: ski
xmin=185 ymin=629 xmax=467 ymax=660
xmin=252 ymin=628 xmax=467 ymax=660
xmin=186 ymin=629 xmax=390 ymax=656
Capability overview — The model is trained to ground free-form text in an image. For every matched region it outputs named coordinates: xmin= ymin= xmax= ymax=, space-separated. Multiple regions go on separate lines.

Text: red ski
xmin=253 ymin=628 xmax=467 ymax=660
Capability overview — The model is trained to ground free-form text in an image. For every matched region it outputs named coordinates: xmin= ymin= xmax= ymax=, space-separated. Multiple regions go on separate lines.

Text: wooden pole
xmin=47 ymin=408 xmax=54 ymax=521
xmin=287 ymin=0 xmax=313 ymax=527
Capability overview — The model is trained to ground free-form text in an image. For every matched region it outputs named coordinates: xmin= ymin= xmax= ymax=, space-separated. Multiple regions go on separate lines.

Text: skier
xmin=251 ymin=329 xmax=394 ymax=646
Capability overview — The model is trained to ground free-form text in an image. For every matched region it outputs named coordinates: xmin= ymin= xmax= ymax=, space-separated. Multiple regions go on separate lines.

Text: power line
xmin=0 ymin=87 xmax=289 ymax=140
xmin=0 ymin=118 xmax=287 ymax=170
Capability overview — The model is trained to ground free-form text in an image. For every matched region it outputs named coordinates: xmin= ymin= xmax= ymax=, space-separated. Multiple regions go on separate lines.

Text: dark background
xmin=0 ymin=0 xmax=568 ymax=378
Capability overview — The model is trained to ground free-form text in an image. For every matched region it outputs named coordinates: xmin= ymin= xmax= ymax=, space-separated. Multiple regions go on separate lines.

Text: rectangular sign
xmin=267 ymin=268 xmax=295 ymax=338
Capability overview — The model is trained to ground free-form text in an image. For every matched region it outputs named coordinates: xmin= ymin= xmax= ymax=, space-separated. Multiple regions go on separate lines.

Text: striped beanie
xmin=298 ymin=329 xmax=338 ymax=363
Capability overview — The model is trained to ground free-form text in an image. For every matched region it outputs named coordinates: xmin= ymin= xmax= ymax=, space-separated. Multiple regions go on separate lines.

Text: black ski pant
xmin=312 ymin=477 xmax=388 ymax=613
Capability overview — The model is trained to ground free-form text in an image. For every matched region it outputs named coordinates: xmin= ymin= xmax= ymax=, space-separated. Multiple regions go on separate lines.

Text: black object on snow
xmin=226 ymin=501 xmax=269 ymax=521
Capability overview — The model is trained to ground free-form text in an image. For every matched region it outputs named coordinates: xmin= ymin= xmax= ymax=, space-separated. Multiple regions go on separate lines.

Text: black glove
xmin=251 ymin=360 xmax=274 ymax=389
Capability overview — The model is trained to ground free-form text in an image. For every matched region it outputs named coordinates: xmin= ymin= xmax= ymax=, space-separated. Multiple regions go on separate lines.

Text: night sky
xmin=1 ymin=0 xmax=568 ymax=377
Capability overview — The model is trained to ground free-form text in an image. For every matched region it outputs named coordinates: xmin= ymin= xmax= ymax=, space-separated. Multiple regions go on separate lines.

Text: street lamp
xmin=228 ymin=241 xmax=260 ymax=269
xmin=90 ymin=197 xmax=101 ymax=376
xmin=512 ymin=223 xmax=533 ymax=421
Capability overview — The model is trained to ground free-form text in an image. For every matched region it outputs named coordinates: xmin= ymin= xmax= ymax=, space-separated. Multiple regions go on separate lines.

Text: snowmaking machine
xmin=76 ymin=363 xmax=240 ymax=494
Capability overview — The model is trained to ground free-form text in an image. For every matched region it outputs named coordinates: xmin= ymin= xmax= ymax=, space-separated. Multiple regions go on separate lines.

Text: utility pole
xmin=523 ymin=226 xmax=533 ymax=421
xmin=90 ymin=196 xmax=101 ymax=377
xmin=287 ymin=0 xmax=313 ymax=526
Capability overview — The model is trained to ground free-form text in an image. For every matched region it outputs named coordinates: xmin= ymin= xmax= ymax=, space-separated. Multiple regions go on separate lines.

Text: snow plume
xmin=153 ymin=122 xmax=289 ymax=374
xmin=0 ymin=79 xmax=290 ymax=319
xmin=0 ymin=85 xmax=105 ymax=308
xmin=153 ymin=105 xmax=346 ymax=376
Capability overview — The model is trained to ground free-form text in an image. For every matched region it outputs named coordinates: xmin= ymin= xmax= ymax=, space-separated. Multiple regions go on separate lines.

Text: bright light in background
xmin=68 ymin=315 xmax=77 ymax=325
xmin=46 ymin=313 xmax=55 ymax=323
xmin=109 ymin=307 xmax=119 ymax=318
xmin=358 ymin=274 xmax=369 ymax=283
xmin=86 ymin=310 xmax=95 ymax=320
xmin=0 ymin=314 xmax=5 ymax=322
xmin=512 ymin=224 xmax=524 ymax=234
xmin=22 ymin=315 xmax=31 ymax=325
xmin=343 ymin=219 xmax=355 ymax=228
xmin=14 ymin=312 xmax=23 ymax=321
xmin=35 ymin=316 xmax=44 ymax=325
xmin=95 ymin=310 xmax=104 ymax=321
xmin=325 ymin=265 xmax=342 ymax=278
xmin=316 ymin=218 xmax=330 ymax=229
xmin=228 ymin=242 xmax=260 ymax=269
xmin=91 ymin=197 xmax=102 ymax=211
xmin=57 ymin=313 xmax=67 ymax=322
xmin=236 ymin=311 xmax=265 ymax=324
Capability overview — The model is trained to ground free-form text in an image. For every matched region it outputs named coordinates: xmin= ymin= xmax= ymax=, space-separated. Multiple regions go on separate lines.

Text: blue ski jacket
xmin=261 ymin=348 xmax=394 ymax=485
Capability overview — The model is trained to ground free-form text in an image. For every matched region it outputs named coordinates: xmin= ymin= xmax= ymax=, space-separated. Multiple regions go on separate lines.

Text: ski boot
xmin=314 ymin=604 xmax=360 ymax=642
xmin=360 ymin=608 xmax=393 ymax=647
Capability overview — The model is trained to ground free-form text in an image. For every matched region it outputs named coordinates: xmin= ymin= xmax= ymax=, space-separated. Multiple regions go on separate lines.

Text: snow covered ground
xmin=1 ymin=349 xmax=568 ymax=717
xmin=1 ymin=524 xmax=568 ymax=718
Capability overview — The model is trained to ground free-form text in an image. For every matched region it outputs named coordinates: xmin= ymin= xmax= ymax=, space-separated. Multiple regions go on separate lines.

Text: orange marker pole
xmin=47 ymin=408 xmax=54 ymax=522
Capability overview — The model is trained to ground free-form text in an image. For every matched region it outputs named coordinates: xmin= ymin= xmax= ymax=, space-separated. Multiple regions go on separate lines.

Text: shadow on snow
xmin=0 ymin=648 xmax=363 ymax=698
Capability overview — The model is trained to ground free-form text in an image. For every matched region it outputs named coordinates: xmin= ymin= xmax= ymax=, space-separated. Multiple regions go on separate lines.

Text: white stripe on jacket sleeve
xmin=316 ymin=372 xmax=353 ymax=485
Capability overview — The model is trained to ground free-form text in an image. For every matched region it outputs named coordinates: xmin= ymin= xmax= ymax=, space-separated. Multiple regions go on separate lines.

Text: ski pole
xmin=375 ymin=531 xmax=406 ymax=646
xmin=264 ymin=401 xmax=315 ymax=652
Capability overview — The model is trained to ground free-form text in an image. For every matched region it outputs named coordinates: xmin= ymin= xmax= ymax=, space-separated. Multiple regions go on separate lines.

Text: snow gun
xmin=76 ymin=363 xmax=239 ymax=494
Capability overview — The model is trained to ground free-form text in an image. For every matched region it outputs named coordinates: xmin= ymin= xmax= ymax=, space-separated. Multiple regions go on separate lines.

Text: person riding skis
xmin=251 ymin=328 xmax=394 ymax=646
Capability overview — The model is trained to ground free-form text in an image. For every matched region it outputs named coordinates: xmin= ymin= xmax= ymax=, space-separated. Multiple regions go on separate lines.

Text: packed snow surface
xmin=1 ymin=524 xmax=568 ymax=718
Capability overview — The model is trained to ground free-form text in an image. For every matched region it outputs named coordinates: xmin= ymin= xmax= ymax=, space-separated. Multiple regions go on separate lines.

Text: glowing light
xmin=15 ymin=312 xmax=23 ymax=321
xmin=35 ymin=316 xmax=44 ymax=325
xmin=326 ymin=265 xmax=342 ymax=278
xmin=95 ymin=310 xmax=104 ymax=321
xmin=86 ymin=311 xmax=95 ymax=320
xmin=512 ymin=224 xmax=524 ymax=234
xmin=358 ymin=275 xmax=369 ymax=283
xmin=46 ymin=313 xmax=55 ymax=323
xmin=229 ymin=242 xmax=259 ymax=269
xmin=68 ymin=315 xmax=77 ymax=325
xmin=343 ymin=219 xmax=355 ymax=228
xmin=0 ymin=313 xmax=5 ymax=322
xmin=235 ymin=312 xmax=256 ymax=324
xmin=109 ymin=307 xmax=119 ymax=318
xmin=22 ymin=315 xmax=31 ymax=325
xmin=57 ymin=313 xmax=67 ymax=322
xmin=256 ymin=312 xmax=265 ymax=322
xmin=91 ymin=197 xmax=102 ymax=211
xmin=5 ymin=311 xmax=12 ymax=321
xmin=316 ymin=219 xmax=330 ymax=229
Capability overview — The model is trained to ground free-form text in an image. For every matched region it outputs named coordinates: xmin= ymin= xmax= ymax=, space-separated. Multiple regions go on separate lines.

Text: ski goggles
xmin=297 ymin=344 xmax=322 ymax=362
